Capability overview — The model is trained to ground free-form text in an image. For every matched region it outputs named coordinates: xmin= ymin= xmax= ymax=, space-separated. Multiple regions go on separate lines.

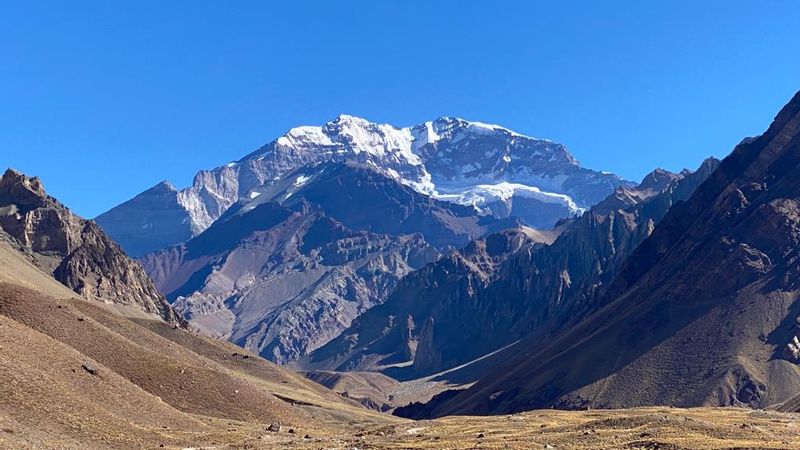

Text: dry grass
xmin=0 ymin=281 xmax=395 ymax=449
xmin=352 ymin=407 xmax=800 ymax=450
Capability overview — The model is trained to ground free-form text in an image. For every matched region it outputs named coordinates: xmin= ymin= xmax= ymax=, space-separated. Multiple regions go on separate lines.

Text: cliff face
xmin=0 ymin=169 xmax=180 ymax=323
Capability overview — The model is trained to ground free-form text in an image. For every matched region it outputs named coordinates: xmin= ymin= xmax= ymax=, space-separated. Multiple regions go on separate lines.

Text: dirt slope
xmin=304 ymin=370 xmax=402 ymax=411
xmin=0 ymin=277 xmax=395 ymax=448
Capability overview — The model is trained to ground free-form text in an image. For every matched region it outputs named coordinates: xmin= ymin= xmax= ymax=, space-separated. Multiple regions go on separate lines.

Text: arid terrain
xmin=2 ymin=248 xmax=799 ymax=449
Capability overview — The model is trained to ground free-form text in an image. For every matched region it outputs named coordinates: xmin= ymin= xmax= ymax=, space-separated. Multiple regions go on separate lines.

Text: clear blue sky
xmin=2 ymin=1 xmax=798 ymax=217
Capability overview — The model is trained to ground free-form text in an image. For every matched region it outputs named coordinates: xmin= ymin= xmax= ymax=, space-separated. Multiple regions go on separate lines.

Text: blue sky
xmin=2 ymin=1 xmax=798 ymax=217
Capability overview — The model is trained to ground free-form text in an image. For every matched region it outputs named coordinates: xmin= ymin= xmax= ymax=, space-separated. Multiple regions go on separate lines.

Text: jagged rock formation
xmin=0 ymin=169 xmax=180 ymax=323
xmin=422 ymin=90 xmax=800 ymax=416
xmin=97 ymin=115 xmax=630 ymax=256
xmin=304 ymin=159 xmax=718 ymax=380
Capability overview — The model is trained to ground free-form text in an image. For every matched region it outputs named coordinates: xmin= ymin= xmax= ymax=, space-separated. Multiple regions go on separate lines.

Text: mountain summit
xmin=97 ymin=116 xmax=629 ymax=256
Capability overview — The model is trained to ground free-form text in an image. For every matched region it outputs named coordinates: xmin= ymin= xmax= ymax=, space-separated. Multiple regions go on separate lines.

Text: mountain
xmin=421 ymin=91 xmax=800 ymax=416
xmin=304 ymin=158 xmax=718 ymax=380
xmin=0 ymin=169 xmax=180 ymax=323
xmin=143 ymin=162 xmax=532 ymax=364
xmin=97 ymin=115 xmax=630 ymax=256
xmin=0 ymin=236 xmax=391 ymax=447
xmin=89 ymin=181 xmax=197 ymax=257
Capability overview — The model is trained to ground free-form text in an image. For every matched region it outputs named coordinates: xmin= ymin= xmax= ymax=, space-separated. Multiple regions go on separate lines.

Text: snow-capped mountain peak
xmin=97 ymin=114 xmax=631 ymax=256
xmin=245 ymin=114 xmax=591 ymax=196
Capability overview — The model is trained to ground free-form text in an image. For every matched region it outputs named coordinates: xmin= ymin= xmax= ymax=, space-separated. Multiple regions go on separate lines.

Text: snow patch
xmin=294 ymin=175 xmax=311 ymax=186
xmin=466 ymin=121 xmax=521 ymax=137
xmin=435 ymin=182 xmax=582 ymax=214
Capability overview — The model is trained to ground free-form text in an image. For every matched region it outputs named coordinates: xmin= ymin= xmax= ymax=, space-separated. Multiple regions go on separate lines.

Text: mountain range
xmin=96 ymin=115 xmax=629 ymax=257
xmin=92 ymin=101 xmax=800 ymax=419
xmin=96 ymin=116 xmax=630 ymax=366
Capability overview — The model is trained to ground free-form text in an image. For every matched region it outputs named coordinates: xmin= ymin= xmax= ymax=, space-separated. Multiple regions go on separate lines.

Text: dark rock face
xmin=304 ymin=160 xmax=717 ymax=380
xmin=0 ymin=169 xmax=181 ymax=324
xmin=302 ymin=226 xmax=555 ymax=377
xmin=239 ymin=162 xmax=522 ymax=250
xmin=425 ymin=91 xmax=800 ymax=417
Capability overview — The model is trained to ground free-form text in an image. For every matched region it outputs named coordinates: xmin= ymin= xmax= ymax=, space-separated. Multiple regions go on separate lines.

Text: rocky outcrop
xmin=0 ymin=169 xmax=181 ymax=323
xmin=424 ymin=90 xmax=800 ymax=416
xmin=302 ymin=226 xmax=558 ymax=376
xmin=97 ymin=115 xmax=630 ymax=256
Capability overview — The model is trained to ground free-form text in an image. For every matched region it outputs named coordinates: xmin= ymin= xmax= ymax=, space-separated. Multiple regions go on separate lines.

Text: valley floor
xmin=3 ymin=407 xmax=799 ymax=449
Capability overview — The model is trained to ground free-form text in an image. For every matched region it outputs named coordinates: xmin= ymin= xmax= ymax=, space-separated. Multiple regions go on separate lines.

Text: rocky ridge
xmin=0 ymin=169 xmax=180 ymax=323
xmin=142 ymin=162 xmax=528 ymax=364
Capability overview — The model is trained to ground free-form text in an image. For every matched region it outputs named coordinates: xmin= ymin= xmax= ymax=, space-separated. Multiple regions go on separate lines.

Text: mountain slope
xmin=305 ymin=159 xmax=717 ymax=380
xmin=426 ymin=90 xmax=800 ymax=416
xmin=0 ymin=280 xmax=391 ymax=448
xmin=0 ymin=169 xmax=180 ymax=323
xmin=303 ymin=370 xmax=402 ymax=411
xmin=97 ymin=115 xmax=629 ymax=256
xmin=89 ymin=181 xmax=196 ymax=257
xmin=0 ymin=186 xmax=393 ymax=447
xmin=240 ymin=162 xmax=522 ymax=249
